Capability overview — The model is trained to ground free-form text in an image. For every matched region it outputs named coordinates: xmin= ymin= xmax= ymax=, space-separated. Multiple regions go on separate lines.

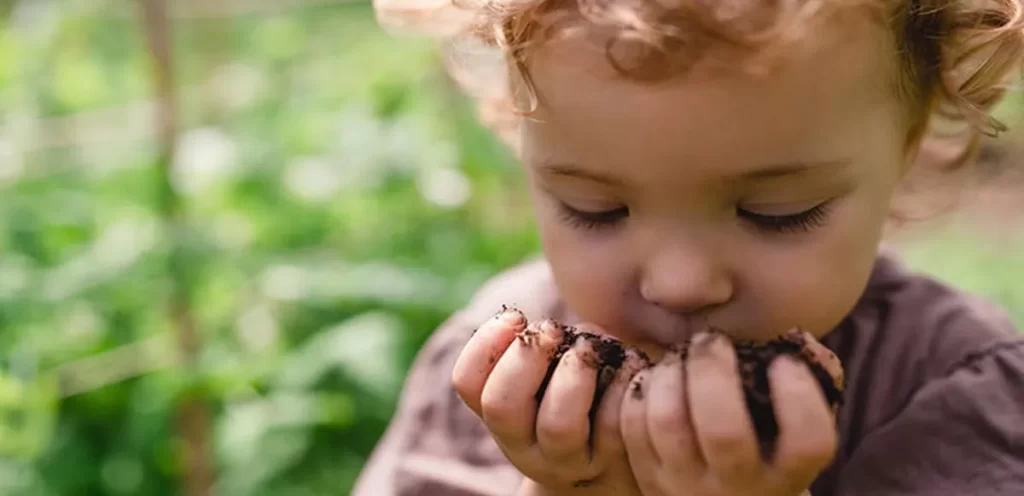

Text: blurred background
xmin=0 ymin=1 xmax=1020 ymax=494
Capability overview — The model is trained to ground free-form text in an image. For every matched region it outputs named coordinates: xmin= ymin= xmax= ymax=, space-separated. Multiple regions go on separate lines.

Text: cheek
xmin=737 ymin=189 xmax=891 ymax=337
xmin=534 ymin=206 xmax=635 ymax=337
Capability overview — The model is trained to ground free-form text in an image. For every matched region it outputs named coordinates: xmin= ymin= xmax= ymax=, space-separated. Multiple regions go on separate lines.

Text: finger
xmin=535 ymin=334 xmax=599 ymax=466
xmin=788 ymin=329 xmax=845 ymax=413
xmin=452 ymin=307 xmax=528 ymax=415
xmin=621 ymin=368 xmax=663 ymax=496
xmin=768 ymin=355 xmax=838 ymax=487
xmin=480 ymin=319 xmax=565 ymax=452
xmin=687 ymin=331 xmax=763 ymax=484
xmin=647 ymin=351 xmax=704 ymax=475
xmin=593 ymin=345 xmax=647 ymax=463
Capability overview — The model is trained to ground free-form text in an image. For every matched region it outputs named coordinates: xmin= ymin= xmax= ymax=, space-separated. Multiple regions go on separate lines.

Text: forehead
xmin=519 ymin=16 xmax=902 ymax=177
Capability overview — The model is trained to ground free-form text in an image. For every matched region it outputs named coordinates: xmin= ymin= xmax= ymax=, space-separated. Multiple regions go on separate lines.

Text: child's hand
xmin=621 ymin=332 xmax=838 ymax=496
xmin=451 ymin=308 xmax=647 ymax=494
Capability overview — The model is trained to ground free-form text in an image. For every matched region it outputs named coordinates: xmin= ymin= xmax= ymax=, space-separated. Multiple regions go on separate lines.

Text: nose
xmin=639 ymin=242 xmax=733 ymax=316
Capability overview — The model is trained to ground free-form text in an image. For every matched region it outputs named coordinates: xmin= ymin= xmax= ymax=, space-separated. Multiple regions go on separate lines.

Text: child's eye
xmin=737 ymin=201 xmax=833 ymax=234
xmin=557 ymin=202 xmax=629 ymax=230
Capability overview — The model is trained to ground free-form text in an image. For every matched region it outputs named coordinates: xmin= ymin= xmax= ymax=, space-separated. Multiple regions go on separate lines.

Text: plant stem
xmin=138 ymin=1 xmax=215 ymax=494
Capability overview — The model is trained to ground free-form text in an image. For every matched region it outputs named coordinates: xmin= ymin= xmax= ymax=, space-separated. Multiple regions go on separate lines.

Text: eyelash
xmin=737 ymin=201 xmax=833 ymax=234
xmin=557 ymin=203 xmax=629 ymax=231
xmin=557 ymin=201 xmax=833 ymax=234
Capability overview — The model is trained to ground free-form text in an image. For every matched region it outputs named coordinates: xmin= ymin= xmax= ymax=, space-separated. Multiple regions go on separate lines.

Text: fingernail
xmin=659 ymin=349 xmax=683 ymax=367
xmin=690 ymin=330 xmax=724 ymax=356
xmin=538 ymin=319 xmax=565 ymax=338
xmin=496 ymin=306 xmax=525 ymax=325
xmin=782 ymin=327 xmax=805 ymax=342
xmin=629 ymin=370 xmax=649 ymax=400
xmin=516 ymin=321 xmax=542 ymax=346
xmin=621 ymin=347 xmax=652 ymax=377
xmin=572 ymin=335 xmax=601 ymax=369
xmin=626 ymin=346 xmax=652 ymax=365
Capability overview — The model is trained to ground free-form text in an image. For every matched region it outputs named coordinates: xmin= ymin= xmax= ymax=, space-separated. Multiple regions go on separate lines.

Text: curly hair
xmin=375 ymin=0 xmax=1024 ymax=179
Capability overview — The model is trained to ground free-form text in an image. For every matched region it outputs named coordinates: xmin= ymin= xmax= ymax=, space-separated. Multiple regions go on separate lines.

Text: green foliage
xmin=0 ymin=1 xmax=1019 ymax=495
xmin=0 ymin=2 xmax=537 ymax=494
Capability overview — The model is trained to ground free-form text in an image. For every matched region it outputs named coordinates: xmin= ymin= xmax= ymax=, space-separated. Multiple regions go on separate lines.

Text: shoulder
xmin=464 ymin=256 xmax=565 ymax=321
xmin=412 ymin=257 xmax=564 ymax=378
xmin=353 ymin=258 xmax=560 ymax=495
xmin=818 ymin=252 xmax=1024 ymax=495
xmin=826 ymin=251 xmax=1018 ymax=396
xmin=404 ymin=256 xmax=562 ymax=408
xmin=830 ymin=336 xmax=1024 ymax=495
xmin=851 ymin=250 xmax=1017 ymax=372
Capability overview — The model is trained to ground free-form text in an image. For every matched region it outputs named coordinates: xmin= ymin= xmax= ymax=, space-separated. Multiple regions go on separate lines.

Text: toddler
xmin=355 ymin=0 xmax=1024 ymax=494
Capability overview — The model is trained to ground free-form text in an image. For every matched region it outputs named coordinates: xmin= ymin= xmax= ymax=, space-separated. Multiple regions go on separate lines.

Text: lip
xmin=623 ymin=327 xmax=702 ymax=363
xmin=635 ymin=319 xmax=706 ymax=348
xmin=564 ymin=310 xmax=720 ymax=359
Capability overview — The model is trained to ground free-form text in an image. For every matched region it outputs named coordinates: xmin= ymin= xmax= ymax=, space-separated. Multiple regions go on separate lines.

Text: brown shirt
xmin=353 ymin=253 xmax=1024 ymax=496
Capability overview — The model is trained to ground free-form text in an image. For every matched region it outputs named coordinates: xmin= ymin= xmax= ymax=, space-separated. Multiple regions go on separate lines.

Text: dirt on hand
xmin=508 ymin=310 xmax=845 ymax=459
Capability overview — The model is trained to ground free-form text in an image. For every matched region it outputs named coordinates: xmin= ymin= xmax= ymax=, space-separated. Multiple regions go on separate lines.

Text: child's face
xmin=519 ymin=18 xmax=912 ymax=357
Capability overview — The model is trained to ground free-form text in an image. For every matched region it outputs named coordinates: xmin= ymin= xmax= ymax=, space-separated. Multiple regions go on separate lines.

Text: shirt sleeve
xmin=351 ymin=310 xmax=523 ymax=496
xmin=352 ymin=260 xmax=561 ymax=496
xmin=833 ymin=340 xmax=1024 ymax=495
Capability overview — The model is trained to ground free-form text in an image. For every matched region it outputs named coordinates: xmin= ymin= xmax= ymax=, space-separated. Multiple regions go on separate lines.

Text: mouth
xmin=625 ymin=322 xmax=711 ymax=360
xmin=622 ymin=323 xmax=810 ymax=364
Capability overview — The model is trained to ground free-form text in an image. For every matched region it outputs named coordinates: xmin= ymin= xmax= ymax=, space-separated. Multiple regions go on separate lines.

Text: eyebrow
xmin=539 ymin=163 xmax=625 ymax=187
xmin=539 ymin=159 xmax=851 ymax=185
xmin=739 ymin=159 xmax=852 ymax=180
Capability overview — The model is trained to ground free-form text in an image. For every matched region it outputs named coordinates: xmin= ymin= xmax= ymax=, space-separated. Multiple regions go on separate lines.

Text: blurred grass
xmin=0 ymin=1 xmax=1020 ymax=495
xmin=897 ymin=224 xmax=1024 ymax=326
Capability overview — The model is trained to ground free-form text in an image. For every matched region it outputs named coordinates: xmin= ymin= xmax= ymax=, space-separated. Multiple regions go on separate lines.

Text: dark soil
xmin=523 ymin=318 xmax=845 ymax=460
xmin=533 ymin=323 xmax=627 ymax=405
xmin=728 ymin=329 xmax=845 ymax=459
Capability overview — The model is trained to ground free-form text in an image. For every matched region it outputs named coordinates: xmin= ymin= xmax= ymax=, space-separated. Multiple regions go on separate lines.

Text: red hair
xmin=376 ymin=0 xmax=1024 ymax=202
